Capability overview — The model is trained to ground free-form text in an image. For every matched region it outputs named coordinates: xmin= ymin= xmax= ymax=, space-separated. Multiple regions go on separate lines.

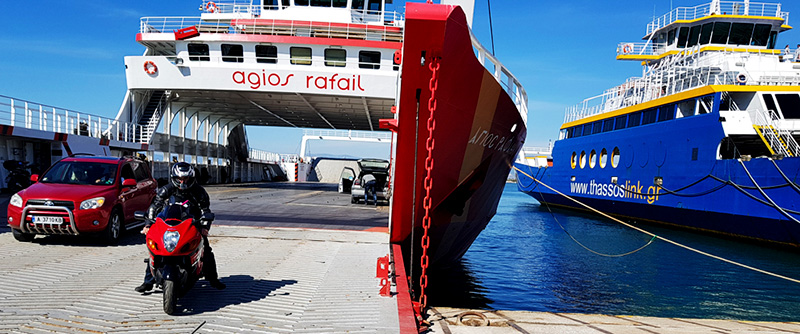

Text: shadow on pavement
xmin=169 ymin=275 xmax=298 ymax=315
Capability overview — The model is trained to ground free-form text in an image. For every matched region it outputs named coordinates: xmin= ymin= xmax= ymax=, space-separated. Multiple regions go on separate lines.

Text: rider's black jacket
xmin=145 ymin=182 xmax=211 ymax=228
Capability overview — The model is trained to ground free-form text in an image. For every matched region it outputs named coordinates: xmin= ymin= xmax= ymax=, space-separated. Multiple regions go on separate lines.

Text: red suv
xmin=7 ymin=155 xmax=157 ymax=244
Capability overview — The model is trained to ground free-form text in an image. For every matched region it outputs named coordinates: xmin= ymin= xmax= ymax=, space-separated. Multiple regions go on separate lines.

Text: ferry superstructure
xmin=515 ymin=0 xmax=800 ymax=247
xmin=115 ymin=0 xmax=527 ymax=297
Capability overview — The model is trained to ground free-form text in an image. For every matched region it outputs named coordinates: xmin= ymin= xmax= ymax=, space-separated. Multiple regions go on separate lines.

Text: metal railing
xmin=303 ymin=129 xmax=391 ymax=140
xmin=646 ymin=1 xmax=788 ymax=36
xmin=199 ymin=0 xmax=405 ymax=25
xmin=617 ymin=42 xmax=668 ymax=56
xmin=751 ymin=108 xmax=800 ymax=157
xmin=0 ymin=95 xmax=144 ymax=143
xmin=249 ymin=148 xmax=282 ymax=163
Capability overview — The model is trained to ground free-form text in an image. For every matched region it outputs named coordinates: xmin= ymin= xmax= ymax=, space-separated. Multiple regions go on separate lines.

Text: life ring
xmin=622 ymin=44 xmax=633 ymax=54
xmin=206 ymin=2 xmax=218 ymax=13
xmin=736 ymin=73 xmax=747 ymax=84
xmin=144 ymin=61 xmax=158 ymax=75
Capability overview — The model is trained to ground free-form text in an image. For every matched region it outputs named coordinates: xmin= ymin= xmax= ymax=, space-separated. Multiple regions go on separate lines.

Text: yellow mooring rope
xmin=513 ymin=166 xmax=800 ymax=285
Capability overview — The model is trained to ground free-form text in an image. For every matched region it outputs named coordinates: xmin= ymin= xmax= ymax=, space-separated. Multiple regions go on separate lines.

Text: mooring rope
xmin=513 ymin=166 xmax=800 ymax=284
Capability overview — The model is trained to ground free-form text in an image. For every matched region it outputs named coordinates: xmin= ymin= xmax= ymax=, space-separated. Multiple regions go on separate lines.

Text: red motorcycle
xmin=137 ymin=200 xmax=213 ymax=315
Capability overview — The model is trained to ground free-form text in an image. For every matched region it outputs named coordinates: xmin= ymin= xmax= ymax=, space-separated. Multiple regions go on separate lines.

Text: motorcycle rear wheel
xmin=163 ymin=280 xmax=177 ymax=315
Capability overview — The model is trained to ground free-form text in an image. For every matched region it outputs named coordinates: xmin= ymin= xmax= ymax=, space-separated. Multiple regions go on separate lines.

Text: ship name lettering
xmin=468 ymin=127 xmax=517 ymax=154
xmin=232 ymin=70 xmax=293 ymax=89
xmin=306 ymin=74 xmax=364 ymax=91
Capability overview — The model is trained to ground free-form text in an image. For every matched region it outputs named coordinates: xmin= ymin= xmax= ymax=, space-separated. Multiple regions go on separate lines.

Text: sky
xmin=2 ymin=0 xmax=800 ymax=158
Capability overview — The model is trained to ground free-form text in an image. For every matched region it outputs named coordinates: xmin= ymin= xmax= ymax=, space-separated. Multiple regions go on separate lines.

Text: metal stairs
xmin=752 ymin=108 xmax=800 ymax=157
xmin=136 ymin=90 xmax=167 ymax=144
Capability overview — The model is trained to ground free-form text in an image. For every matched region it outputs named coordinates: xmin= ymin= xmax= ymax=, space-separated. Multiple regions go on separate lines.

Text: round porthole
xmin=589 ymin=150 xmax=597 ymax=169
xmin=611 ymin=147 xmax=620 ymax=168
xmin=600 ymin=148 xmax=608 ymax=168
xmin=571 ymin=152 xmax=577 ymax=169
xmin=579 ymin=151 xmax=587 ymax=169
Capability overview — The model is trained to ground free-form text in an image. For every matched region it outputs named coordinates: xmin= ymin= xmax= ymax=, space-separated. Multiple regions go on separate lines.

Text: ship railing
xmin=0 ymin=95 xmax=144 ymax=144
xmin=197 ymin=0 xmax=405 ymax=25
xmin=617 ymin=42 xmax=668 ymax=56
xmin=140 ymin=16 xmax=404 ymax=41
xmin=751 ymin=108 xmax=800 ymax=157
xmin=248 ymin=148 xmax=282 ymax=164
xmin=646 ymin=1 xmax=788 ymax=36
xmin=303 ymin=129 xmax=391 ymax=140
xmin=470 ymin=33 xmax=529 ymax=125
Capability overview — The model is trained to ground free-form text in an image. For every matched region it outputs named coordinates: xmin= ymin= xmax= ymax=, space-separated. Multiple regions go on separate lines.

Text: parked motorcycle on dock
xmin=3 ymin=160 xmax=31 ymax=193
xmin=135 ymin=199 xmax=214 ymax=315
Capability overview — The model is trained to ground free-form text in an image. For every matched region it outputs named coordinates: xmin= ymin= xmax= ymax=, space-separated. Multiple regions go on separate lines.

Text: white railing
xmin=646 ymin=1 xmax=788 ymax=36
xmin=617 ymin=42 xmax=668 ymax=56
xmin=470 ymin=33 xmax=529 ymax=125
xmin=0 ymin=95 xmax=144 ymax=143
xmin=303 ymin=129 xmax=391 ymax=140
xmin=199 ymin=0 xmax=405 ymax=25
xmin=249 ymin=148 xmax=282 ymax=163
xmin=752 ymin=108 xmax=800 ymax=157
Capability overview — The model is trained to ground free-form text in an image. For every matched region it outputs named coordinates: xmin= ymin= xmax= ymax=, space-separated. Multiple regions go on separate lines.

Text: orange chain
xmin=418 ymin=56 xmax=439 ymax=310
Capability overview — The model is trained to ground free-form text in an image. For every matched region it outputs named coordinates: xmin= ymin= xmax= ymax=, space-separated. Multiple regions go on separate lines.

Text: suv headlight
xmin=163 ymin=231 xmax=180 ymax=253
xmin=79 ymin=197 xmax=105 ymax=210
xmin=9 ymin=194 xmax=22 ymax=208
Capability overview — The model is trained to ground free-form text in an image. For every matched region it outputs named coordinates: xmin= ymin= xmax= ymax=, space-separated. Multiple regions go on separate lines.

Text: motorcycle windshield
xmin=157 ymin=200 xmax=195 ymax=226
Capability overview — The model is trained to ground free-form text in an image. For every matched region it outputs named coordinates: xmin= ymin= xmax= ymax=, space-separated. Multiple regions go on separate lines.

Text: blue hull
xmin=516 ymin=111 xmax=800 ymax=247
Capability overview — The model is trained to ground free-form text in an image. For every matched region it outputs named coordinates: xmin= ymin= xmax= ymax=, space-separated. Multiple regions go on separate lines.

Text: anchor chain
xmin=418 ymin=55 xmax=439 ymax=311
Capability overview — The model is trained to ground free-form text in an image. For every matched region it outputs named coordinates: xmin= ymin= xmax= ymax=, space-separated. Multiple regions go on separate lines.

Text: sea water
xmin=427 ymin=183 xmax=800 ymax=321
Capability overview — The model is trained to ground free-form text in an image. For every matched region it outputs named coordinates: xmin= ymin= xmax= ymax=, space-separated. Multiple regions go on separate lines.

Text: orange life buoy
xmin=206 ymin=2 xmax=218 ymax=13
xmin=622 ymin=44 xmax=633 ymax=54
xmin=144 ymin=61 xmax=158 ymax=75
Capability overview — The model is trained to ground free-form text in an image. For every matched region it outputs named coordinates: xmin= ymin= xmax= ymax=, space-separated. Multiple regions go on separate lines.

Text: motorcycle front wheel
xmin=163 ymin=279 xmax=177 ymax=315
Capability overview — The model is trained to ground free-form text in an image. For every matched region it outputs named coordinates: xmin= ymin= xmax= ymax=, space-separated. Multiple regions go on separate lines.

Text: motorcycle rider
xmin=135 ymin=162 xmax=226 ymax=292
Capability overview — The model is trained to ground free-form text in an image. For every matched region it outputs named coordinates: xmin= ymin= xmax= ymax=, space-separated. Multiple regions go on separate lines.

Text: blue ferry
xmin=515 ymin=0 xmax=800 ymax=247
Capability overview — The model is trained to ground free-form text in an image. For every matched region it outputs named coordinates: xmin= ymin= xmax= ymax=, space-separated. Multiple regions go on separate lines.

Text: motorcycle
xmin=3 ymin=160 xmax=31 ymax=193
xmin=136 ymin=199 xmax=214 ymax=315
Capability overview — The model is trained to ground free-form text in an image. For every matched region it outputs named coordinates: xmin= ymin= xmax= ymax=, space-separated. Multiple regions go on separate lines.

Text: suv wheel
xmin=12 ymin=229 xmax=35 ymax=242
xmin=105 ymin=210 xmax=122 ymax=245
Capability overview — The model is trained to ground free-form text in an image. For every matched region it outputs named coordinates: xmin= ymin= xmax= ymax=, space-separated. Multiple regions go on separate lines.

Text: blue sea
xmin=428 ymin=183 xmax=800 ymax=321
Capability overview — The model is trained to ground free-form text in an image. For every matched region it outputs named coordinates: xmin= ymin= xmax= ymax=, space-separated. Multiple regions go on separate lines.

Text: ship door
xmin=352 ymin=0 xmax=384 ymax=23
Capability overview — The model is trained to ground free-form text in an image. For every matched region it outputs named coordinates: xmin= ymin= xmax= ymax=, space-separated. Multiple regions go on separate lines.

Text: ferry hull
xmin=390 ymin=3 xmax=526 ymax=267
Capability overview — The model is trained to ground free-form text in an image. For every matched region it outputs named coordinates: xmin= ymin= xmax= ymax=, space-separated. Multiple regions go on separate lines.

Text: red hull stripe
xmin=392 ymin=244 xmax=419 ymax=333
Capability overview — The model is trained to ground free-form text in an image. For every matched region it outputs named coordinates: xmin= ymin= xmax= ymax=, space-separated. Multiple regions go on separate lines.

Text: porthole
xmin=589 ymin=150 xmax=597 ymax=168
xmin=571 ymin=152 xmax=577 ymax=169
xmin=599 ymin=148 xmax=608 ymax=168
xmin=611 ymin=147 xmax=620 ymax=168
xmin=579 ymin=151 xmax=587 ymax=169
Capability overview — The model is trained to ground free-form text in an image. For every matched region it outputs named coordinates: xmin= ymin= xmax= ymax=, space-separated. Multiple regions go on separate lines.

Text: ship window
xmin=188 ymin=43 xmax=210 ymax=61
xmin=325 ymin=48 xmax=347 ymax=67
xmin=687 ymin=25 xmax=701 ymax=47
xmin=677 ymin=27 xmax=690 ymax=48
xmin=599 ymin=148 xmax=608 ymax=169
xmin=309 ymin=0 xmax=347 ymax=7
xmin=775 ymin=94 xmax=800 ymax=119
xmin=256 ymin=45 xmax=278 ymax=64
xmin=591 ymin=121 xmax=602 ymax=134
xmin=659 ymin=104 xmax=676 ymax=121
xmin=589 ymin=150 xmax=597 ymax=168
xmin=699 ymin=23 xmax=713 ymax=45
xmin=333 ymin=0 xmax=347 ymax=7
xmin=729 ymin=23 xmax=754 ymax=45
xmin=582 ymin=124 xmax=592 ymax=136
xmin=611 ymin=147 xmax=620 ymax=168
xmin=699 ymin=96 xmax=714 ymax=114
xmin=628 ymin=112 xmax=642 ymax=127
xmin=352 ymin=0 xmax=364 ymax=9
xmin=642 ymin=108 xmax=657 ymax=125
xmin=768 ymin=31 xmax=778 ymax=49
xmin=263 ymin=0 xmax=289 ymax=9
xmin=711 ymin=22 xmax=731 ymax=44
xmin=359 ymin=51 xmax=381 ymax=69
xmin=296 ymin=0 xmax=309 ymax=5
xmin=579 ymin=151 xmax=586 ymax=169
xmin=570 ymin=126 xmax=581 ymax=138
xmin=602 ymin=119 xmax=614 ymax=132
xmin=221 ymin=44 xmax=243 ymax=63
xmin=763 ymin=94 xmax=778 ymax=113
xmin=614 ymin=115 xmax=627 ymax=130
xmin=677 ymin=100 xmax=695 ymax=118
xmin=367 ymin=0 xmax=381 ymax=11
xmin=290 ymin=47 xmax=312 ymax=65
xmin=752 ymin=24 xmax=771 ymax=47
xmin=571 ymin=152 xmax=577 ymax=169
xmin=667 ymin=28 xmax=676 ymax=46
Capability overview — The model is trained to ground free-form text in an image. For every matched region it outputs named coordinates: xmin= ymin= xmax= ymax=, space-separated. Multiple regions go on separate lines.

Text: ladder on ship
xmin=750 ymin=106 xmax=800 ymax=157
xmin=135 ymin=90 xmax=167 ymax=144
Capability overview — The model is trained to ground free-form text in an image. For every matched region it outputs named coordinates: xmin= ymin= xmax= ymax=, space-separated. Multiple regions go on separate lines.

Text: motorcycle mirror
xmin=30 ymin=174 xmax=39 ymax=183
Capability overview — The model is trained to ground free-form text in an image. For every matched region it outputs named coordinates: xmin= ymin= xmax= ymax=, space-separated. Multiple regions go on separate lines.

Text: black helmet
xmin=170 ymin=162 xmax=196 ymax=190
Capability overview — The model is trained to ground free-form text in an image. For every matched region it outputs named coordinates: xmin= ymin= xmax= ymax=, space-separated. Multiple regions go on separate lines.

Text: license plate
xmin=32 ymin=216 xmax=64 ymax=224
